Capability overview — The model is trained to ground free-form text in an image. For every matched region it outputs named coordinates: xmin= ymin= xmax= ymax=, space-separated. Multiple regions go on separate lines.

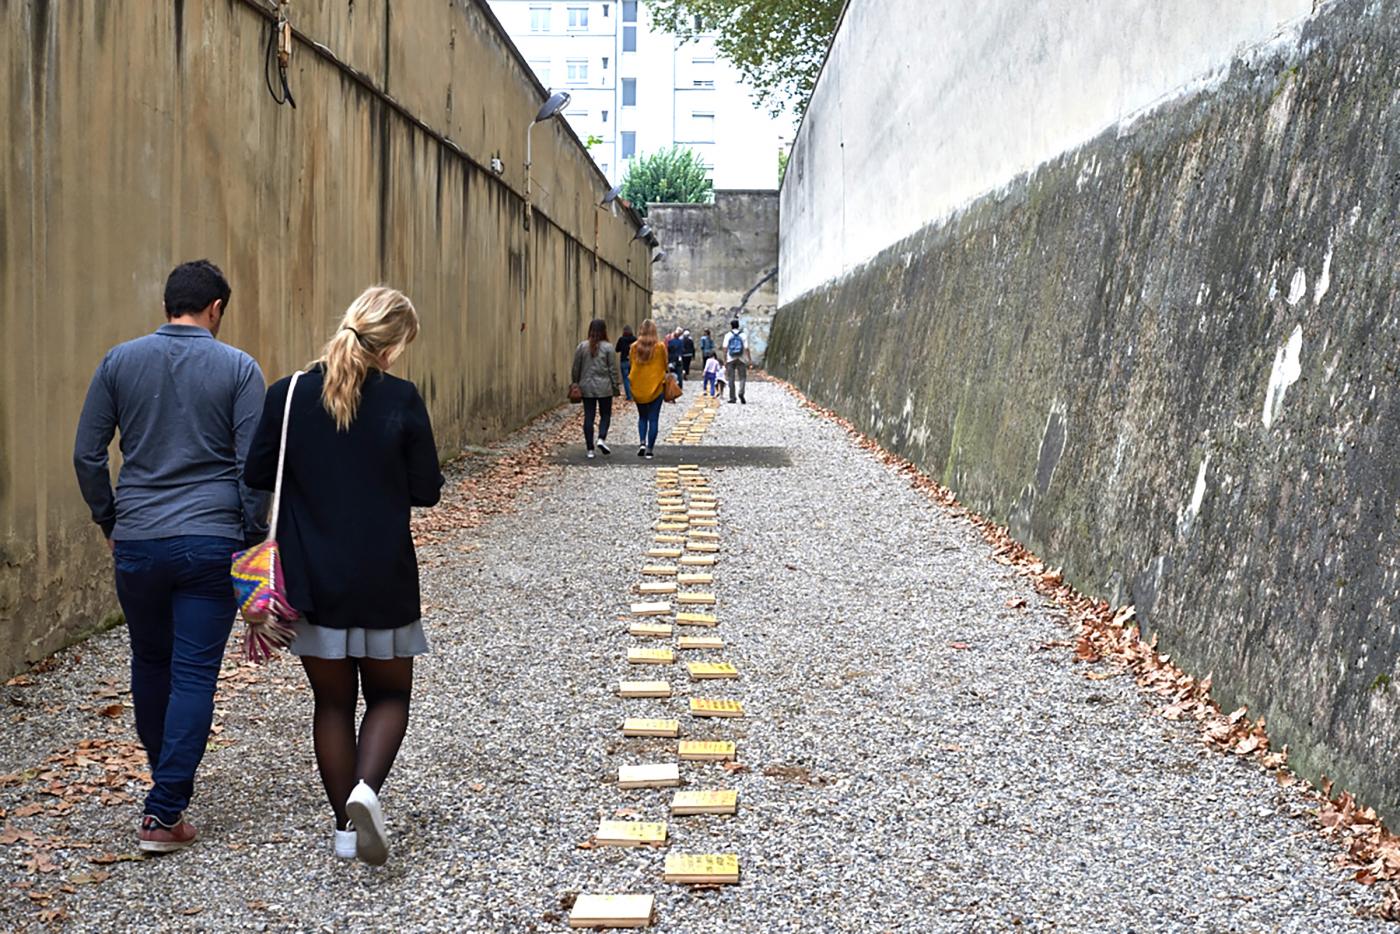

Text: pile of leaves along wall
xmin=768 ymin=0 xmax=1400 ymax=818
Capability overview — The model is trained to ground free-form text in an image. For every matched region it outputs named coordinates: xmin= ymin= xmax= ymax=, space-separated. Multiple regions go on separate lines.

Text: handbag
xmin=568 ymin=383 xmax=584 ymax=404
xmin=663 ymin=372 xmax=682 ymax=403
xmin=230 ymin=371 xmax=304 ymax=663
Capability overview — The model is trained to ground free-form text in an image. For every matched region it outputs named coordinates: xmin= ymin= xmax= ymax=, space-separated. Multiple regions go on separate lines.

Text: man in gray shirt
xmin=74 ymin=260 xmax=267 ymax=854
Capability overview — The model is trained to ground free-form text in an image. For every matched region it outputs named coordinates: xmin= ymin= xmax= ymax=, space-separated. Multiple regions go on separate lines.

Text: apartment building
xmin=486 ymin=0 xmax=789 ymax=188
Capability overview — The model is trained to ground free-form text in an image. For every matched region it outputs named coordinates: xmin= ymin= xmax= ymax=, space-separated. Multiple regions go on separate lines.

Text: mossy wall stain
xmin=770 ymin=0 xmax=1400 ymax=817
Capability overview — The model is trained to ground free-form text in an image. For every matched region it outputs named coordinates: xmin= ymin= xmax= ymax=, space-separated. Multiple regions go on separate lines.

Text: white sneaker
xmin=345 ymin=781 xmax=389 ymax=866
xmin=597 ymin=439 xmax=611 ymax=455
xmin=334 ymin=827 xmax=357 ymax=860
xmin=587 ymin=450 xmax=596 ymax=459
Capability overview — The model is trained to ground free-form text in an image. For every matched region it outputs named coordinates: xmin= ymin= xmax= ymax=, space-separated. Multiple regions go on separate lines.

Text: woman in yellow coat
xmin=628 ymin=319 xmax=669 ymax=459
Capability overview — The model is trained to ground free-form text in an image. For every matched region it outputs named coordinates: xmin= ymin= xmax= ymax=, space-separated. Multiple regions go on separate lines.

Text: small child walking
xmin=702 ymin=355 xmax=723 ymax=397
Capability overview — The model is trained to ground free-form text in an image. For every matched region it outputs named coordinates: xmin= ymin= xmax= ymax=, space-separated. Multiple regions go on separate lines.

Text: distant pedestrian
xmin=73 ymin=259 xmax=268 ymax=854
xmin=702 ymin=354 xmax=722 ymax=397
xmin=245 ymin=286 xmax=443 ymax=866
xmin=571 ymin=318 xmax=621 ymax=458
xmin=681 ymin=330 xmax=696 ymax=377
xmin=629 ymin=319 xmax=669 ymax=459
xmin=699 ymin=328 xmax=715 ymax=362
xmin=724 ymin=318 xmax=752 ymax=404
xmin=666 ymin=329 xmax=686 ymax=388
xmin=615 ymin=324 xmax=636 ymax=401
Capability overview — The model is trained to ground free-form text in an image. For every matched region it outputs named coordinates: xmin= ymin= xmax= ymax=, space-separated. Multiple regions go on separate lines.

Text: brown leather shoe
xmin=138 ymin=814 xmax=198 ymax=853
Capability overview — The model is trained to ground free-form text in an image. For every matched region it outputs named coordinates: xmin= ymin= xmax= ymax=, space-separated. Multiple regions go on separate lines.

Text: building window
xmin=621 ymin=131 xmax=636 ymax=159
xmin=566 ymin=59 xmax=589 ymax=84
xmin=567 ymin=6 xmax=588 ymax=30
xmin=603 ymin=3 xmax=610 ymax=16
xmin=692 ymin=112 xmax=715 ymax=142
xmin=622 ymin=1 xmax=637 ymax=22
xmin=602 ymin=109 xmax=609 ymax=123
xmin=622 ymin=25 xmax=636 ymax=51
xmin=622 ymin=78 xmax=637 ymax=106
xmin=529 ymin=58 xmax=551 ymax=85
xmin=694 ymin=15 xmax=703 ymax=30
xmin=530 ymin=6 xmax=551 ymax=32
xmin=602 ymin=56 xmax=610 ymax=69
xmin=692 ymin=57 xmax=715 ymax=88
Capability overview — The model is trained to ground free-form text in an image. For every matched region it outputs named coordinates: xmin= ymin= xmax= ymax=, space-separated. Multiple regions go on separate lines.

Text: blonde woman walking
xmin=628 ymin=319 xmax=669 ymax=459
xmin=245 ymin=286 xmax=443 ymax=866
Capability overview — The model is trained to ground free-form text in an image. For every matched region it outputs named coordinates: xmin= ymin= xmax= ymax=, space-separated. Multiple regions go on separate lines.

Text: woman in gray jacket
xmin=571 ymin=318 xmax=621 ymax=458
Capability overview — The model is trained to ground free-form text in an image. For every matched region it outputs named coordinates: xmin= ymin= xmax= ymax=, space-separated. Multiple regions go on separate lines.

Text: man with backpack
xmin=723 ymin=318 xmax=751 ymax=404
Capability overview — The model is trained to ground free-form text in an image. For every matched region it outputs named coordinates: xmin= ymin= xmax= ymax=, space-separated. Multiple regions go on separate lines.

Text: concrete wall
xmin=0 ymin=0 xmax=651 ymax=673
xmin=781 ymin=0 xmax=1315 ymax=301
xmin=769 ymin=0 xmax=1400 ymax=816
xmin=649 ymin=190 xmax=778 ymax=360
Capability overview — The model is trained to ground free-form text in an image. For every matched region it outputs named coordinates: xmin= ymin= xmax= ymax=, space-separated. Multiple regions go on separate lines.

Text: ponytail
xmin=317 ymin=286 xmax=419 ymax=431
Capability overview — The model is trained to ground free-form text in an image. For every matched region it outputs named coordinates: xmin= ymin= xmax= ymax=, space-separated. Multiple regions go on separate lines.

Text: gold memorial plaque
xmin=687 ymin=530 xmax=720 ymax=540
xmin=686 ymin=661 xmax=738 ymax=680
xmin=689 ymin=697 xmax=744 ymax=717
xmin=691 ymin=519 xmax=719 ymax=528
xmin=653 ymin=535 xmax=685 ymax=545
xmin=618 ymin=680 xmax=671 ymax=698
xmin=628 ymin=621 xmax=673 ymax=639
xmin=679 ymin=555 xmax=717 ymax=567
xmin=618 ymin=762 xmax=681 ymax=788
xmin=642 ymin=565 xmax=678 ymax=577
xmin=685 ymin=542 xmax=719 ymax=553
xmin=628 ymin=647 xmax=675 ymax=665
xmin=637 ymin=581 xmax=677 ymax=595
xmin=676 ymin=592 xmax=717 ymax=606
xmin=663 ymin=853 xmax=739 ymax=885
xmin=676 ymin=635 xmax=723 ymax=650
xmin=678 ymin=740 xmax=736 ymax=761
xmin=657 ymin=523 xmax=689 ymax=532
xmin=676 ymin=573 xmax=714 ymax=585
xmin=647 ymin=548 xmax=683 ymax=559
xmin=669 ymin=789 xmax=738 ymax=815
xmin=687 ymin=510 xmax=718 ymax=519
xmin=622 ymin=717 xmax=680 ymax=737
xmin=675 ymin=612 xmax=718 ymax=627
xmin=630 ymin=602 xmax=672 ymax=617
xmin=568 ymin=893 xmax=655 ymax=929
xmin=595 ymin=820 xmax=668 ymax=846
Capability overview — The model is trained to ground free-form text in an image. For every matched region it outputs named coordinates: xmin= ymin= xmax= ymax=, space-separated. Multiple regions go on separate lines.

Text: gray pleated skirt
xmin=289 ymin=619 xmax=429 ymax=659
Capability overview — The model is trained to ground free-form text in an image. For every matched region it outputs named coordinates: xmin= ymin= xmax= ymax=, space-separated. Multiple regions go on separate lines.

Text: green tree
xmin=778 ymin=149 xmax=790 ymax=184
xmin=619 ymin=147 xmax=714 ymax=216
xmin=647 ymin=0 xmax=845 ymax=117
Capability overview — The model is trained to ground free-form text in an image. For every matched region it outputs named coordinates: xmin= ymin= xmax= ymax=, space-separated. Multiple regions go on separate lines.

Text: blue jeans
xmin=113 ymin=535 xmax=240 ymax=823
xmin=620 ymin=361 xmax=633 ymax=401
xmin=636 ymin=397 xmax=662 ymax=451
xmin=703 ymin=373 xmax=717 ymax=396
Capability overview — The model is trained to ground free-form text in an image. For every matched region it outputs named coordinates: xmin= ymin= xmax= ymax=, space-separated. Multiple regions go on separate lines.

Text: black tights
xmin=300 ymin=656 xmax=413 ymax=830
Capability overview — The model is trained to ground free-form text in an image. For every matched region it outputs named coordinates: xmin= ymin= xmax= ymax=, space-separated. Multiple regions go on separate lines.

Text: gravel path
xmin=0 ymin=381 xmax=1381 ymax=931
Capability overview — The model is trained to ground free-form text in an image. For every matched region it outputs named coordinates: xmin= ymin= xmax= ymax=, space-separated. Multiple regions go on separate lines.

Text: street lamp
xmin=524 ymin=91 xmax=571 ymax=230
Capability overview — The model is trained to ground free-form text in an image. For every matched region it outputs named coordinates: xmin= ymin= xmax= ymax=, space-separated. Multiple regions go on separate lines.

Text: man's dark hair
xmin=164 ymin=260 xmax=231 ymax=318
xmin=730 ymin=319 xmax=739 ymax=330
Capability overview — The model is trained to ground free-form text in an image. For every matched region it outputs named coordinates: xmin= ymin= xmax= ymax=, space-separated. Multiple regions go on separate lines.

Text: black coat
xmin=245 ymin=366 xmax=444 ymax=630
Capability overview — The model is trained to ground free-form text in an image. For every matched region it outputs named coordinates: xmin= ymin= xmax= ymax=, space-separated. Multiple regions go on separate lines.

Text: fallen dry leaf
xmin=949 ymin=642 xmax=971 ymax=651
xmin=97 ymin=704 xmax=124 ymax=719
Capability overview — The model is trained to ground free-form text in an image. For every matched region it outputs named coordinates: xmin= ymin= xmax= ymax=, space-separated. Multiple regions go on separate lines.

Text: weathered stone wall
xmin=649 ymin=190 xmax=778 ymax=361
xmin=770 ymin=0 xmax=1400 ymax=816
xmin=0 ymin=0 xmax=651 ymax=673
